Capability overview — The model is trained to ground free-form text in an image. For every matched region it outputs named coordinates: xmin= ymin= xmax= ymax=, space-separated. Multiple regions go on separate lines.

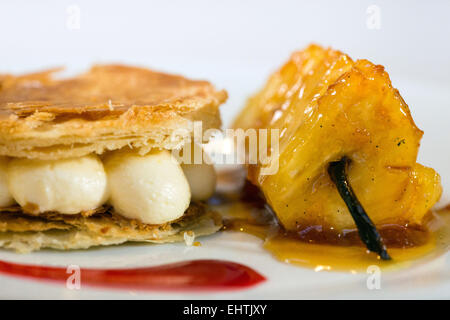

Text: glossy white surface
xmin=0 ymin=229 xmax=448 ymax=299
xmin=0 ymin=0 xmax=448 ymax=299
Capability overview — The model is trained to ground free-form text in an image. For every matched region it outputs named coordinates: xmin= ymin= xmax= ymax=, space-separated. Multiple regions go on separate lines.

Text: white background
xmin=0 ymin=0 xmax=449 ymax=299
xmin=1 ymin=0 xmax=449 ymax=121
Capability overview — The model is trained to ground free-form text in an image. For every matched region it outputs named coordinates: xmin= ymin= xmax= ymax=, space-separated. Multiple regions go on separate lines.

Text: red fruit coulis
xmin=0 ymin=259 xmax=265 ymax=291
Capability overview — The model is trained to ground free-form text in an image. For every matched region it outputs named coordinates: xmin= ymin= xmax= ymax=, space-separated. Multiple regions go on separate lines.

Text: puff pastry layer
xmin=0 ymin=65 xmax=227 ymax=160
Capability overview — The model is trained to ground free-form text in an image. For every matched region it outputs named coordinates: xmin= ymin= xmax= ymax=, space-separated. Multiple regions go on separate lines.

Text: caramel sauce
xmin=212 ymin=168 xmax=450 ymax=272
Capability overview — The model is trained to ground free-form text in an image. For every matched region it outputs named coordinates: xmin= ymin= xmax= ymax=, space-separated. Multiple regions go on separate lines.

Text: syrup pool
xmin=212 ymin=168 xmax=450 ymax=273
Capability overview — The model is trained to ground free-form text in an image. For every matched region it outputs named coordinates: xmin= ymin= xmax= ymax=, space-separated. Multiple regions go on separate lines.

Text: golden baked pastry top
xmin=0 ymin=65 xmax=227 ymax=160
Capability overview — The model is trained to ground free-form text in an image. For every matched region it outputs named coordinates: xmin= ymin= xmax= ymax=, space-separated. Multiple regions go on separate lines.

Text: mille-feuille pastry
xmin=233 ymin=45 xmax=442 ymax=259
xmin=0 ymin=65 xmax=227 ymax=253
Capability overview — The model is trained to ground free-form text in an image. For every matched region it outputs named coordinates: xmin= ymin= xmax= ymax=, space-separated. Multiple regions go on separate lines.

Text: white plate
xmin=0 ymin=75 xmax=448 ymax=300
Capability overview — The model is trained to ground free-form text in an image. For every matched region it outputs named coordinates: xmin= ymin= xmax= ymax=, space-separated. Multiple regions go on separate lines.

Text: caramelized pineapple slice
xmin=234 ymin=45 xmax=441 ymax=233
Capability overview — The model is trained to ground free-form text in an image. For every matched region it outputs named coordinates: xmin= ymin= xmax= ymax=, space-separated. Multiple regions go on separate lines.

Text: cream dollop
xmin=104 ymin=149 xmax=191 ymax=224
xmin=7 ymin=155 xmax=108 ymax=214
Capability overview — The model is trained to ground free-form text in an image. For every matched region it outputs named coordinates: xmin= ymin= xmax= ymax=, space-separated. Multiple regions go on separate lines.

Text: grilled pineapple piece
xmin=234 ymin=44 xmax=442 ymax=233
